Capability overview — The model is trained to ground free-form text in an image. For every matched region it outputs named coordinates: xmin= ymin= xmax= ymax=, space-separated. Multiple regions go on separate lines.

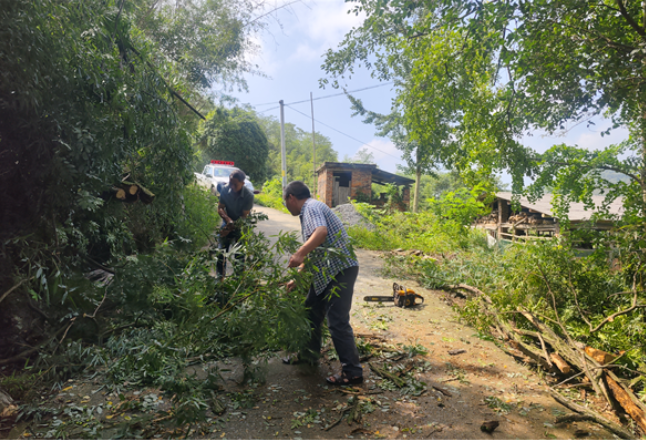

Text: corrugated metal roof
xmin=496 ymin=192 xmax=624 ymax=221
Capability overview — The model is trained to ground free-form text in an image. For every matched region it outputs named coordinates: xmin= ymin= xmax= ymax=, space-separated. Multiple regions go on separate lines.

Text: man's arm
xmin=218 ymin=202 xmax=233 ymax=225
xmin=288 ymin=226 xmax=327 ymax=268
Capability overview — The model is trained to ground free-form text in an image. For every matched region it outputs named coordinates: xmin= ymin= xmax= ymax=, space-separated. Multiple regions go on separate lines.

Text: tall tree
xmin=345 ymin=95 xmax=441 ymax=212
xmin=0 ymin=0 xmax=266 ymax=351
xmin=323 ymin=0 xmax=645 ymax=218
xmin=201 ymin=108 xmax=270 ymax=183
xmin=343 ymin=147 xmax=376 ymax=164
xmin=256 ymin=115 xmax=338 ymax=188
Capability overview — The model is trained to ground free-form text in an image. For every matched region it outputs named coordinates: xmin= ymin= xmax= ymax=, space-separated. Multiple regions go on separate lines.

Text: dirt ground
xmin=0 ymin=206 xmax=615 ymax=439
xmin=203 ymin=207 xmax=612 ymax=439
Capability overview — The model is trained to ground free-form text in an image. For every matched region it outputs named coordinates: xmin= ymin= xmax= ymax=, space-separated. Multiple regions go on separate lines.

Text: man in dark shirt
xmin=216 ymin=169 xmax=254 ymax=279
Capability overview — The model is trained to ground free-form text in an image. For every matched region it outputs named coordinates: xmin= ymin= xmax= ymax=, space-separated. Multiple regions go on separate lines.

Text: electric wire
xmin=257 ymin=105 xmax=280 ymax=114
xmin=252 ymin=81 xmax=394 ymax=107
xmin=284 ymin=104 xmax=401 ymax=160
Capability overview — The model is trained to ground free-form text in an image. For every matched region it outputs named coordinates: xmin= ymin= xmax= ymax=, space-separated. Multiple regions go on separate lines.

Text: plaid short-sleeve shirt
xmin=300 ymin=199 xmax=359 ymax=295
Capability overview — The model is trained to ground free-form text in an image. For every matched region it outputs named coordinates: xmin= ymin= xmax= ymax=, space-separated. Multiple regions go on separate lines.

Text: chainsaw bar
xmin=363 ymin=296 xmax=395 ymax=302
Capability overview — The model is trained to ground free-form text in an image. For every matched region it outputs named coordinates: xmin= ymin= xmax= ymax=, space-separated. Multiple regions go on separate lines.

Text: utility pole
xmin=279 ymin=100 xmax=287 ymax=188
xmin=310 ymin=92 xmax=317 ymax=196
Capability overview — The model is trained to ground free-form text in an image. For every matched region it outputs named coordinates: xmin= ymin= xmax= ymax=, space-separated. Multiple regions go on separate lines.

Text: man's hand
xmin=288 ymin=251 xmax=305 ymax=268
xmin=285 ymin=280 xmax=296 ymax=292
xmin=220 ymin=222 xmax=235 ymax=237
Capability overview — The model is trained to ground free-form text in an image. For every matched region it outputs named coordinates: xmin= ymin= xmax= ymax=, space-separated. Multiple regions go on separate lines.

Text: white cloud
xmin=286 ymin=0 xmax=366 ymax=62
xmin=575 ymin=127 xmax=629 ymax=151
xmin=358 ymin=138 xmax=403 ymax=172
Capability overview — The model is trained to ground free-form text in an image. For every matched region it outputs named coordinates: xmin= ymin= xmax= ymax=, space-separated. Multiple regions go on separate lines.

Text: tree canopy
xmin=256 ymin=115 xmax=338 ymax=189
xmin=200 ymin=108 xmax=270 ymax=183
xmin=0 ymin=0 xmax=264 ymax=354
xmin=323 ymin=0 xmax=646 ymax=218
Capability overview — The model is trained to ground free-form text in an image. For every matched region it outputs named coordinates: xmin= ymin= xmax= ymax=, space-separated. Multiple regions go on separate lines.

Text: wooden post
xmin=497 ymin=199 xmax=503 ymax=240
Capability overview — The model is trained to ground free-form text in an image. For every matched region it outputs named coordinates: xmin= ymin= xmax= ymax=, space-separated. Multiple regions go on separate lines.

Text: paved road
xmin=252 ymin=205 xmax=301 ymax=246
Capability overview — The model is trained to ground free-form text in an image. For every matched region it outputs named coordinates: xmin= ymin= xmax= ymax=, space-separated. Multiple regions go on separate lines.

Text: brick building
xmin=316 ymin=162 xmax=414 ymax=209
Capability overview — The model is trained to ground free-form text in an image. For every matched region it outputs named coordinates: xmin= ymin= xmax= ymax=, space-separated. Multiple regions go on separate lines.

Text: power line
xmin=285 ymin=104 xmax=401 ymax=161
xmin=252 ymin=82 xmax=394 ymax=107
xmin=257 ymin=105 xmax=280 ymax=114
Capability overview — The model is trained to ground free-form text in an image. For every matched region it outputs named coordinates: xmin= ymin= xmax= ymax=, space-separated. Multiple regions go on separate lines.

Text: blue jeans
xmin=304 ymin=266 xmax=362 ymax=377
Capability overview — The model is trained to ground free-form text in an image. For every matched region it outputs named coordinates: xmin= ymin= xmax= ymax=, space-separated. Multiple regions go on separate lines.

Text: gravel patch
xmin=332 ymin=203 xmax=375 ymax=231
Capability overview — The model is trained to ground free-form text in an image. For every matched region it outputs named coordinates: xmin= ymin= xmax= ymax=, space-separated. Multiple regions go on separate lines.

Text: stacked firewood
xmin=110 ymin=180 xmax=155 ymax=204
xmin=475 ymin=210 xmax=499 ymax=224
xmin=508 ymin=212 xmax=555 ymax=226
xmin=508 ymin=212 xmax=529 ymax=224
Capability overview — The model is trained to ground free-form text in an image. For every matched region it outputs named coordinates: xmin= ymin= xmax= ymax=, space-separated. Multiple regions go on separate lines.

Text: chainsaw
xmin=363 ymin=283 xmax=424 ymax=308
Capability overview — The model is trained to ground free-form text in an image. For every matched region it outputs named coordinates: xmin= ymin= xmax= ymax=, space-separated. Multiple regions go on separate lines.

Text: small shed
xmin=316 ymin=162 xmax=415 ymax=208
xmin=476 ymin=192 xmax=624 ymax=242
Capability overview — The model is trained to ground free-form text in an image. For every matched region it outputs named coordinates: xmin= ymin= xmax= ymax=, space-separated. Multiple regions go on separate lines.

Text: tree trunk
xmin=641 ymin=105 xmax=646 ymax=206
xmin=413 ymin=166 xmax=421 ymax=213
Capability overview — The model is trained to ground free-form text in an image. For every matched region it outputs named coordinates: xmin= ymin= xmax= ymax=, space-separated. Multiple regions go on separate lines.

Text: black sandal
xmin=326 ymin=371 xmax=363 ymax=386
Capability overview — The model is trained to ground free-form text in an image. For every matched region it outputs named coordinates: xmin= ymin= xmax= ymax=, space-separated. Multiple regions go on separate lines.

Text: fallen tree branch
xmin=0 ymin=323 xmax=70 ymax=365
xmin=549 ymin=388 xmax=635 ymax=439
xmin=0 ymin=277 xmax=32 ymax=306
xmin=605 ymin=371 xmax=646 ymax=434
xmin=53 ymin=318 xmax=77 ymax=354
xmin=537 ymin=333 xmax=554 ymax=368
xmin=441 ymin=284 xmax=492 ymax=304
xmin=355 ymin=333 xmax=388 ymax=341
xmin=430 ymin=383 xmax=452 ymax=397
xmin=369 ymin=362 xmax=406 ymax=387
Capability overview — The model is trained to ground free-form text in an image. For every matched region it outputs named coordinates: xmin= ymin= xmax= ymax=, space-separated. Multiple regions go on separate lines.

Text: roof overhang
xmin=316 ymin=162 xmax=414 ymax=186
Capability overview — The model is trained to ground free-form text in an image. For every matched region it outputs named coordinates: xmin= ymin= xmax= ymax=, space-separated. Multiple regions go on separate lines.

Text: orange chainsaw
xmin=363 ymin=283 xmax=424 ymax=308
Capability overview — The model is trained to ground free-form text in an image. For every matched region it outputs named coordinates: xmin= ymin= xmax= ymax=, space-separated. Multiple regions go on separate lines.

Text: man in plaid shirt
xmin=282 ymin=181 xmax=363 ymax=385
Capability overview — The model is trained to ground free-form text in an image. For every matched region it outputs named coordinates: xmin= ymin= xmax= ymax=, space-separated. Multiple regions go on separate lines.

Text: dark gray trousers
xmin=215 ymin=227 xmax=243 ymax=278
xmin=304 ymin=265 xmax=362 ymax=377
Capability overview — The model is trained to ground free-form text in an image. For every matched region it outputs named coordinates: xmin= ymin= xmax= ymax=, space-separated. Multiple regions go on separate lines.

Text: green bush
xmin=387 ymin=235 xmax=646 ymax=374
xmin=173 ymin=184 xmax=220 ymax=249
xmin=254 ymin=178 xmax=289 ymax=214
xmin=347 ymin=202 xmax=488 ymax=254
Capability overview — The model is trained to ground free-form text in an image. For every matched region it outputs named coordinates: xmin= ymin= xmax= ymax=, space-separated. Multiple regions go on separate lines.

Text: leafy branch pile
xmin=318 ymin=337 xmax=434 ymax=434
xmin=3 ymin=218 xmax=318 ymax=436
xmin=355 ymin=208 xmax=646 ymax=437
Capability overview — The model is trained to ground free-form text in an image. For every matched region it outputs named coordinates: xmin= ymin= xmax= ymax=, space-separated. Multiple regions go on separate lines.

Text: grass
xmin=346 ymin=205 xmax=489 ymax=255
xmin=254 ymin=192 xmax=289 ymax=214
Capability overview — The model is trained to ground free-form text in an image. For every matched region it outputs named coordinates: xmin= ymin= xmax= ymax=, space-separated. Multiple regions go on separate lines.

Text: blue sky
xmin=218 ymin=0 xmax=629 ymax=183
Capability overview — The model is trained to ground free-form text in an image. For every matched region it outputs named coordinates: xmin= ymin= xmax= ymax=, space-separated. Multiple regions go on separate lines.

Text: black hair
xmin=230 ymin=169 xmax=246 ymax=182
xmin=283 ymin=180 xmax=311 ymax=200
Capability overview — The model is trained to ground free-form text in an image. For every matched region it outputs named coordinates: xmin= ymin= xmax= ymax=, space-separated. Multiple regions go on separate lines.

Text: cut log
xmin=115 ymin=188 xmax=126 ymax=200
xmin=0 ymin=389 xmax=16 ymax=417
xmin=128 ymin=185 xmax=139 ymax=195
xmin=550 ymin=353 xmax=572 ymax=374
xmin=585 ymin=346 xmax=618 ymax=364
xmin=605 ymin=373 xmax=646 ymax=434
